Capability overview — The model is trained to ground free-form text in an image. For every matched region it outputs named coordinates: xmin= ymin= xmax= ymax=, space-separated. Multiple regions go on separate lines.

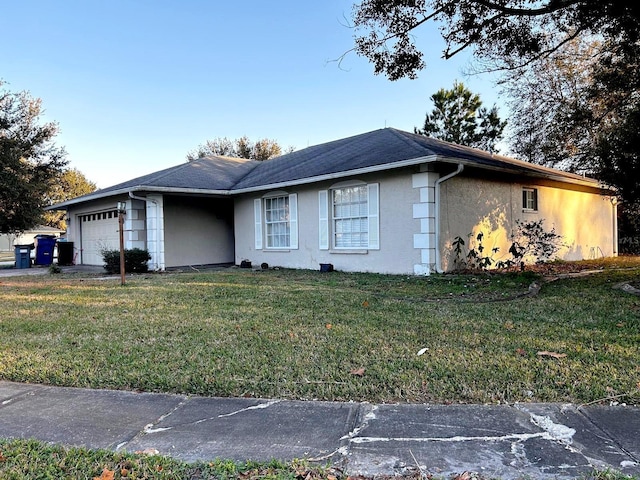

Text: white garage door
xmin=80 ymin=210 xmax=120 ymax=265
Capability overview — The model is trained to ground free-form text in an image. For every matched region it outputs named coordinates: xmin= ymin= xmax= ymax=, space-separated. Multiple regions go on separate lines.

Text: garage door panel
xmin=80 ymin=210 xmax=120 ymax=265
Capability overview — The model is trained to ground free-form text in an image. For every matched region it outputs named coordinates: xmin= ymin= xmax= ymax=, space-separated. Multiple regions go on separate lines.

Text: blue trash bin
xmin=34 ymin=235 xmax=56 ymax=266
xmin=14 ymin=245 xmax=32 ymax=269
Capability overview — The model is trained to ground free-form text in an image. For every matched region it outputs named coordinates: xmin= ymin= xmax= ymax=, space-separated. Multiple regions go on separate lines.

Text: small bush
xmin=453 ymin=219 xmax=565 ymax=271
xmin=48 ymin=264 xmax=62 ymax=274
xmin=452 ymin=232 xmax=498 ymax=271
xmin=619 ymin=236 xmax=640 ymax=255
xmin=508 ymin=219 xmax=565 ymax=266
xmin=102 ymin=248 xmax=151 ymax=274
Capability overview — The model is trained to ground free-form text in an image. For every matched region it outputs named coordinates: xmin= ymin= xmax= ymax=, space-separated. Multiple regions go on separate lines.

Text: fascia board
xmin=47 ymin=152 xmax=613 ymax=211
xmin=45 ymin=186 xmax=232 ymax=210
xmin=436 ymin=156 xmax=607 ymax=190
xmin=230 ymin=155 xmax=438 ymax=194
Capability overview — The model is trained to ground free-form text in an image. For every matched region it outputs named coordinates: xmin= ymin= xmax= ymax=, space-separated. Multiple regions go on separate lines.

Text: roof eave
xmin=436 ymin=156 xmax=610 ymax=190
xmin=45 ymin=185 xmax=233 ymax=210
xmin=231 ymin=155 xmax=439 ymax=194
xmin=47 ymin=149 xmax=615 ymax=211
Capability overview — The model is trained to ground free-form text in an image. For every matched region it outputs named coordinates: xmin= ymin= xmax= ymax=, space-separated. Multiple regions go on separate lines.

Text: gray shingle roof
xmin=50 ymin=128 xmax=602 ymax=209
xmin=98 ymin=155 xmax=260 ymax=194
xmin=230 ymin=128 xmax=595 ymax=190
xmin=50 ymin=156 xmax=260 ymax=208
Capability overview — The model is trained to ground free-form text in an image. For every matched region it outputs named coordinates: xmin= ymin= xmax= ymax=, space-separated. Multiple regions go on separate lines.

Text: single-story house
xmin=48 ymin=128 xmax=618 ymax=275
xmin=0 ymin=225 xmax=64 ymax=252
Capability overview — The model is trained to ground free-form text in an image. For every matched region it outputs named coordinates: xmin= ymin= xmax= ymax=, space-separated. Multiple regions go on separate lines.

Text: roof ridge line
xmin=142 ymin=159 xmax=204 ymax=186
xmin=228 ymin=158 xmax=263 ymax=189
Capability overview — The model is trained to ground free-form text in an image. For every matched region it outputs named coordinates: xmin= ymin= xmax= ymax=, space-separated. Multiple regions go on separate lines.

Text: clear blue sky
xmin=3 ymin=0 xmax=501 ymax=188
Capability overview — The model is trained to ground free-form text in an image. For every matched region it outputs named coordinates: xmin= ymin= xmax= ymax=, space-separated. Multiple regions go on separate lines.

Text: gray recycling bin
xmin=14 ymin=245 xmax=32 ymax=269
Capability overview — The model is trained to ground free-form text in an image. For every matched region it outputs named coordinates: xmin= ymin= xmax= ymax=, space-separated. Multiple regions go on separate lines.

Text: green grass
xmin=0 ymin=438 xmax=636 ymax=480
xmin=0 ymin=438 xmax=325 ymax=480
xmin=0 ymin=263 xmax=639 ymax=404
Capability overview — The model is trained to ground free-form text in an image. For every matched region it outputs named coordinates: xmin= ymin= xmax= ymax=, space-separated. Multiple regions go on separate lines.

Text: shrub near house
xmin=102 ymin=248 xmax=151 ymax=274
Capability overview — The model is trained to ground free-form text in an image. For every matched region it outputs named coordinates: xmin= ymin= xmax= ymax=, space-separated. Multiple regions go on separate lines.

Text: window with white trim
xmin=318 ymin=183 xmax=379 ymax=250
xmin=522 ymin=188 xmax=538 ymax=212
xmin=265 ymin=196 xmax=290 ymax=248
xmin=254 ymin=193 xmax=298 ymax=249
xmin=333 ymin=185 xmax=368 ymax=248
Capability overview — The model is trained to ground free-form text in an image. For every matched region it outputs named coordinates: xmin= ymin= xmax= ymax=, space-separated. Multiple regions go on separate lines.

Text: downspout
xmin=612 ymin=197 xmax=619 ymax=257
xmin=129 ymin=191 xmax=161 ymax=271
xmin=434 ymin=163 xmax=464 ymax=273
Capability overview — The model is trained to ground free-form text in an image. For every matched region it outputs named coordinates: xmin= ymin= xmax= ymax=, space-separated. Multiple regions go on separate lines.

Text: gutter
xmin=45 ymin=186 xmax=232 ymax=210
xmin=45 ymin=153 xmax=611 ymax=211
xmin=435 ymin=156 xmax=604 ymax=190
xmin=229 ymin=155 xmax=438 ymax=194
xmin=435 ymin=164 xmax=464 ymax=273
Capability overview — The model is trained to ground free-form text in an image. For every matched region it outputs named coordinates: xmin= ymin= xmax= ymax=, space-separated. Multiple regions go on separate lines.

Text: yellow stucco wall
xmin=439 ymin=175 xmax=616 ymax=271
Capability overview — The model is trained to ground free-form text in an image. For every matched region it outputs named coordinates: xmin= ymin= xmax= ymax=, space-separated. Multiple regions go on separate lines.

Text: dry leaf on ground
xmin=350 ymin=367 xmax=366 ymax=376
xmin=93 ymin=468 xmax=115 ymax=480
xmin=453 ymin=472 xmax=473 ymax=480
xmin=537 ymin=351 xmax=567 ymax=359
xmin=134 ymin=448 xmax=160 ymax=456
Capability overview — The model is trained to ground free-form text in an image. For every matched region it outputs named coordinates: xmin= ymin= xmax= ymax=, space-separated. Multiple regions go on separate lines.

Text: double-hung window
xmin=522 ymin=188 xmax=538 ymax=212
xmin=265 ymin=196 xmax=290 ymax=248
xmin=254 ymin=193 xmax=298 ymax=250
xmin=332 ymin=185 xmax=369 ymax=248
xmin=318 ymin=182 xmax=379 ymax=250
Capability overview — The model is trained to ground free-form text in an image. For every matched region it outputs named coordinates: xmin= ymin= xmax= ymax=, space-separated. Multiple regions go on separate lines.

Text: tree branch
xmin=470 ymin=28 xmax=587 ymax=73
xmin=333 ymin=8 xmax=443 ymax=70
xmin=444 ymin=12 xmax=507 ymax=59
xmin=469 ymin=0 xmax=583 ymax=17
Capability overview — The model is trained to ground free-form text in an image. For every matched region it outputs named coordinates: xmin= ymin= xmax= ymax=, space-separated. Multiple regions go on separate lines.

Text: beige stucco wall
xmin=163 ymin=196 xmax=235 ymax=267
xmin=439 ymin=174 xmax=616 ymax=270
xmin=234 ymin=169 xmax=421 ymax=274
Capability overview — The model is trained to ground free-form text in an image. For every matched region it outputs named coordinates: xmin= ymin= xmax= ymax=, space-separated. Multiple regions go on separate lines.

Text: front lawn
xmin=0 ymin=261 xmax=639 ymax=405
xmin=0 ymin=439 xmax=634 ymax=480
xmin=0 ymin=439 xmax=329 ymax=480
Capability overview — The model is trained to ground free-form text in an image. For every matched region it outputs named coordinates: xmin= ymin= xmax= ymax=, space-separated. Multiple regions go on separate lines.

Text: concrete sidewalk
xmin=0 ymin=264 xmax=107 ymax=277
xmin=0 ymin=382 xmax=638 ymax=479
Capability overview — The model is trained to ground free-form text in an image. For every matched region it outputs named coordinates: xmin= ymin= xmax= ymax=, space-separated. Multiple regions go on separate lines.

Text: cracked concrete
xmin=0 ymin=381 xmax=638 ymax=479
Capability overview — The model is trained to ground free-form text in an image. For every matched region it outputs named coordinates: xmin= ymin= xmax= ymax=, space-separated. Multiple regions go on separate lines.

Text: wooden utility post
xmin=117 ymin=202 xmax=126 ymax=286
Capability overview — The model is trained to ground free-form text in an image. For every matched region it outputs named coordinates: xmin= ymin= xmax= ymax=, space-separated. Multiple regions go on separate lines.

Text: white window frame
xmin=264 ymin=195 xmax=290 ymax=249
xmin=254 ymin=193 xmax=298 ymax=250
xmin=522 ymin=188 xmax=538 ymax=212
xmin=332 ymin=185 xmax=369 ymax=249
xmin=319 ymin=182 xmax=379 ymax=250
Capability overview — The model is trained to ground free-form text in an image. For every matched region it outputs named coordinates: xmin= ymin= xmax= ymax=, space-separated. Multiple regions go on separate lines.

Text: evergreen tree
xmin=1 ymin=82 xmax=67 ymax=234
xmin=415 ymin=82 xmax=506 ymax=152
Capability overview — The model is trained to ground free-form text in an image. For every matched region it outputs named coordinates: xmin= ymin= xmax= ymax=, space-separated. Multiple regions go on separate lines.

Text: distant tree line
xmin=186 ymin=136 xmax=294 ymax=162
